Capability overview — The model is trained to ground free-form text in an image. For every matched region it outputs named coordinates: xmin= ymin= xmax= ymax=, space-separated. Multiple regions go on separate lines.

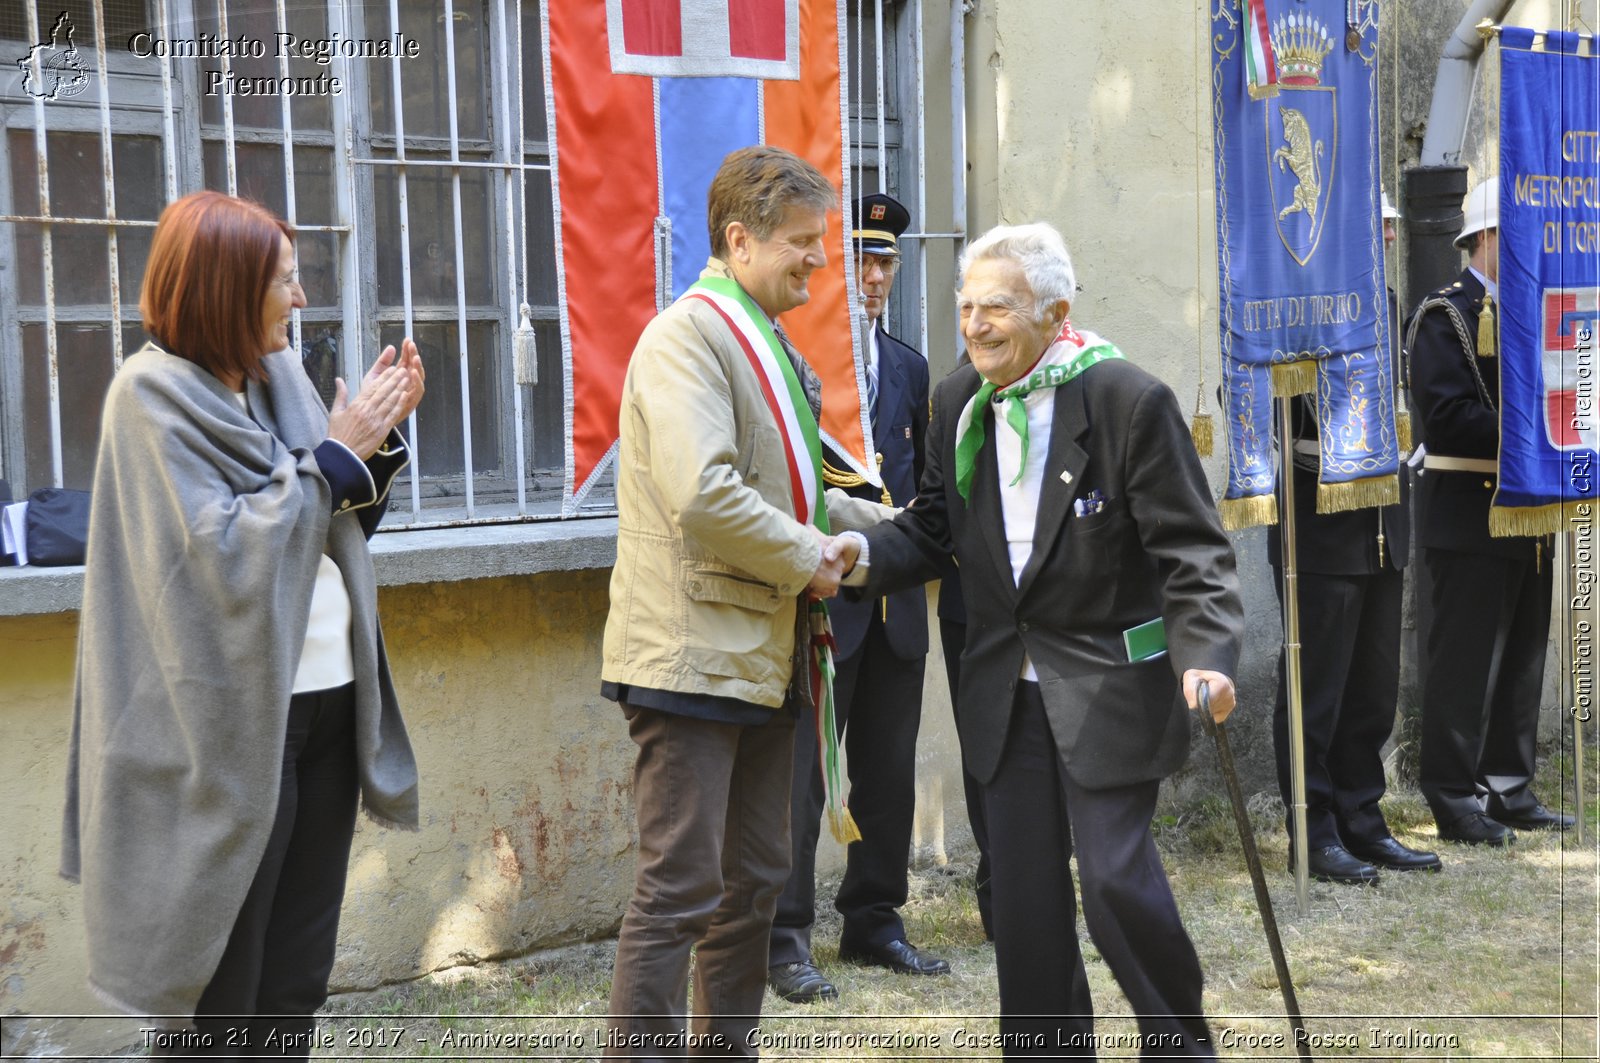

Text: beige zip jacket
xmin=602 ymin=260 xmax=831 ymax=709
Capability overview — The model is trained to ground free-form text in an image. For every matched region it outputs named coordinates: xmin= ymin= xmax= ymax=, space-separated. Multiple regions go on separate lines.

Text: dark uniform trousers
xmin=770 ymin=614 xmax=926 ymax=960
xmin=1271 ymin=568 xmax=1403 ymax=847
xmin=1419 ymin=544 xmax=1551 ymax=822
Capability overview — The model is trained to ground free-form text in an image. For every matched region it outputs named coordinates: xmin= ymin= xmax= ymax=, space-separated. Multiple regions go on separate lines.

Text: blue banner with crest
xmin=1211 ymin=0 xmax=1398 ymax=529
xmin=1492 ymin=28 xmax=1600 ymax=535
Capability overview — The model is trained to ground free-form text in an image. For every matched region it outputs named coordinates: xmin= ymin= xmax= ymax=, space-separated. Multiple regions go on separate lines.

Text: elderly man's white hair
xmin=958 ymin=222 xmax=1077 ymax=313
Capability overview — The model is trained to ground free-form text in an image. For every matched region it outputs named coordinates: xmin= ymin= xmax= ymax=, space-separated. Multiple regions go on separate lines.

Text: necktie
xmin=865 ymin=358 xmax=879 ymax=426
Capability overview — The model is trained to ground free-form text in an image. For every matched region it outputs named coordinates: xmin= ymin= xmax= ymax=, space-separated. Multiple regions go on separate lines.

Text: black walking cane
xmin=1197 ymin=681 xmax=1312 ymax=1061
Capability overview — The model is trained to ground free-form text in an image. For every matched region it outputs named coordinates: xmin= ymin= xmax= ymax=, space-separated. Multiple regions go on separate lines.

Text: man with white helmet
xmin=1408 ymin=178 xmax=1572 ymax=846
xmin=1266 ymin=190 xmax=1438 ymax=884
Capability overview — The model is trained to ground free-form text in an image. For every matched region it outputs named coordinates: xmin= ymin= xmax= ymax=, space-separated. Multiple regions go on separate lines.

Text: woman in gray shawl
xmin=61 ymin=191 xmax=424 ymax=1058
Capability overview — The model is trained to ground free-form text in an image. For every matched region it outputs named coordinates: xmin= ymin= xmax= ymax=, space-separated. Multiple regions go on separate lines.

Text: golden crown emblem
xmin=1270 ymin=12 xmax=1334 ymax=85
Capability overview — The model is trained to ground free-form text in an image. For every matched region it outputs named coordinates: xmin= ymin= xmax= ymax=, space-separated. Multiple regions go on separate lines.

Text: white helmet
xmin=1380 ymin=189 xmax=1401 ymax=220
xmin=1455 ymin=179 xmax=1498 ymax=248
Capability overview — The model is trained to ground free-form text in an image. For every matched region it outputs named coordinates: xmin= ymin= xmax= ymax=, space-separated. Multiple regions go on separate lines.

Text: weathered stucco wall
xmin=1 ymin=571 xmax=967 ymax=1044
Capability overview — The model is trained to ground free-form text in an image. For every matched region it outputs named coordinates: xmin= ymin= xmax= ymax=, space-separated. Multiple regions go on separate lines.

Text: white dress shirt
xmin=993 ymin=381 xmax=1055 ymax=681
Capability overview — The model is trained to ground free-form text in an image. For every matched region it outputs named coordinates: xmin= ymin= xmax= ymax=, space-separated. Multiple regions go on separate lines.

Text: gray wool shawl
xmin=60 ymin=342 xmax=419 ymax=1021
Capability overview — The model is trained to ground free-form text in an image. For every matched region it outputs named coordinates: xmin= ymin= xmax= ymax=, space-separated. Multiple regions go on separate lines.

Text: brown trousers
xmin=606 ymin=704 xmax=796 ymax=1061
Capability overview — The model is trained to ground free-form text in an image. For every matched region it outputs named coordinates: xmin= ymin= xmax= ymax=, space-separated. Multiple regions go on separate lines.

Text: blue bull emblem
xmin=1266 ymin=86 xmax=1336 ymax=266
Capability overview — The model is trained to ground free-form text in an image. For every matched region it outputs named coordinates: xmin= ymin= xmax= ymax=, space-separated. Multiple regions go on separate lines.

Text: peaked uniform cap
xmin=853 ymin=193 xmax=910 ymax=257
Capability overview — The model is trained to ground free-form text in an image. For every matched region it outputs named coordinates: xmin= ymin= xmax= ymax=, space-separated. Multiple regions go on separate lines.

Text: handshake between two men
xmin=804 ymin=525 xmax=865 ymax=600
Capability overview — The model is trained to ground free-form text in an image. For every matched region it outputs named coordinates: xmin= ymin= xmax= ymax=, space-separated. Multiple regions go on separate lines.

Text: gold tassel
xmin=1478 ymin=294 xmax=1497 ymax=357
xmin=1219 ymin=494 xmax=1279 ymax=531
xmin=1270 ymin=360 xmax=1317 ymax=397
xmin=827 ymin=806 xmax=863 ymax=844
xmin=1190 ymin=413 xmax=1214 ymax=458
xmin=1488 ymin=501 xmax=1575 ymax=538
xmin=1395 ymin=409 xmax=1413 ymax=453
xmin=1316 ymin=474 xmax=1400 ymax=515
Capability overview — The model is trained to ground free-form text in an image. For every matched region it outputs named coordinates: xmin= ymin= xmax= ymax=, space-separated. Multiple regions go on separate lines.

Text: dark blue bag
xmin=25 ymin=487 xmax=90 ymax=566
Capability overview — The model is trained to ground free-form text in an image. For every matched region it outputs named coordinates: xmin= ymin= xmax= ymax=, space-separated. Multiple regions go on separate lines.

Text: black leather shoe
xmin=767 ymin=962 xmax=838 ymax=1003
xmin=837 ymin=939 xmax=951 ymax=976
xmin=1294 ymin=845 xmax=1379 ymax=885
xmin=1436 ymin=811 xmax=1515 ymax=846
xmin=1491 ymin=804 xmax=1575 ymax=831
xmin=1347 ymin=836 xmax=1442 ymax=872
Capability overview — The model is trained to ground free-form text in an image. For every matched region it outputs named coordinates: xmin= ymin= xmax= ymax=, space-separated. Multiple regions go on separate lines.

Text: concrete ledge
xmin=0 ymin=518 xmax=619 ymax=618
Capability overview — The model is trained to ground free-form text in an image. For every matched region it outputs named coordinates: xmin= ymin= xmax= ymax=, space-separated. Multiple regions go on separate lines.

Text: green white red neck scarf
xmin=684 ymin=276 xmax=861 ymax=844
xmin=954 ymin=322 xmax=1126 ymax=503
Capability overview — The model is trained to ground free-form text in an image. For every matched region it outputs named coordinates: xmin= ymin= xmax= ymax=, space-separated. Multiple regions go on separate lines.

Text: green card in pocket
xmin=1122 ymin=617 xmax=1167 ymax=662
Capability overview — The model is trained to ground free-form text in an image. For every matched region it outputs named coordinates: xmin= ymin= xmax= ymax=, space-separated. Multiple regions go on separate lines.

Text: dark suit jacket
xmin=859 ymin=358 xmax=1244 ymax=789
xmin=1409 ymin=269 xmax=1544 ymax=560
xmin=1267 ymin=289 xmax=1410 ymax=575
xmin=828 ymin=327 xmax=930 ymax=660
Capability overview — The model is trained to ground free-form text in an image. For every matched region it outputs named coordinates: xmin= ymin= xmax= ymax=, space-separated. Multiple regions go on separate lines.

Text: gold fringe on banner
xmin=1191 ymin=412 xmax=1215 ymax=457
xmin=1316 ymin=473 xmax=1400 ymax=515
xmin=1270 ymin=360 xmax=1317 ymax=397
xmin=1220 ymin=493 xmax=1279 ymax=531
xmin=1488 ymin=500 xmax=1589 ymax=539
xmin=1395 ymin=409 xmax=1413 ymax=453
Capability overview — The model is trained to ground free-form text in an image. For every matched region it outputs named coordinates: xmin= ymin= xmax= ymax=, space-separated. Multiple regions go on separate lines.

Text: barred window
xmin=0 ymin=0 xmax=955 ymax=527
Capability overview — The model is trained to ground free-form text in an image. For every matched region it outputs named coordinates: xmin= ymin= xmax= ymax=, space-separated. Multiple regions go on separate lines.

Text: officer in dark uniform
xmin=768 ymin=193 xmax=944 ymax=1004
xmin=1409 ymin=179 xmax=1572 ymax=845
xmin=1269 ymin=194 xmax=1441 ymax=883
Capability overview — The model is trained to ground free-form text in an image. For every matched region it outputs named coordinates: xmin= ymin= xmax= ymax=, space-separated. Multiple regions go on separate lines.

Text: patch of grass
xmin=315 ymin=780 xmax=1597 ymax=1061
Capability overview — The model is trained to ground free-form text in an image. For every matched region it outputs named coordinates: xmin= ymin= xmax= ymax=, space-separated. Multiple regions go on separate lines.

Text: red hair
xmin=139 ymin=191 xmax=294 ymax=383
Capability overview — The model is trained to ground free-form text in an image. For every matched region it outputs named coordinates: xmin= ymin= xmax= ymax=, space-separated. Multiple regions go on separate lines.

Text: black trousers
xmin=985 ymin=683 xmax=1214 ymax=1059
xmin=157 ymin=684 xmax=360 ymax=1060
xmin=1271 ymin=567 xmax=1403 ymax=849
xmin=940 ymin=617 xmax=993 ymax=939
xmin=770 ymin=617 xmax=924 ymax=964
xmin=1419 ymin=547 xmax=1552 ymax=823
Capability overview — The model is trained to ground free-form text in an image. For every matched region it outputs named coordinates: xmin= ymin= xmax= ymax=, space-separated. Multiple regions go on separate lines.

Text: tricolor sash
xmin=683 ymin=276 xmax=861 ymax=844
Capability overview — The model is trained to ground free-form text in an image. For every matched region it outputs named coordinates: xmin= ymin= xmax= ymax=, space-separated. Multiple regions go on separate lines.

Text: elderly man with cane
xmin=829 ymin=222 xmax=1243 ymax=1056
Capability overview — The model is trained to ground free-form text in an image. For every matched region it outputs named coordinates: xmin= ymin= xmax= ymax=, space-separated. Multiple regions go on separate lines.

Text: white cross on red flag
xmin=605 ymin=0 xmax=800 ymax=79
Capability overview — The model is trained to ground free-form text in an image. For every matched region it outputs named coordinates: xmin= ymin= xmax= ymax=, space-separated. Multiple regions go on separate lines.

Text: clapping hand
xmin=327 ymin=338 xmax=426 ymax=459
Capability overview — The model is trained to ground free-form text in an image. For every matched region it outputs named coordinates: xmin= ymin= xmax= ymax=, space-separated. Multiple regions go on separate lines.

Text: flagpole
xmin=1277 ymin=395 xmax=1310 ymax=914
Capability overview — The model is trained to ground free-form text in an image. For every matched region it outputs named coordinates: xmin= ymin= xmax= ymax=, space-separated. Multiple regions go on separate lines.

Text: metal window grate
xmin=0 ymin=1 xmax=146 ymax=44
xmin=2 ymin=0 xmax=958 ymax=531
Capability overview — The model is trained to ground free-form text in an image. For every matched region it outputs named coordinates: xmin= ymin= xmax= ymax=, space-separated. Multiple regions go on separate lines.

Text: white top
xmin=232 ymin=391 xmax=355 ymax=692
xmin=992 ymin=378 xmax=1055 ymax=682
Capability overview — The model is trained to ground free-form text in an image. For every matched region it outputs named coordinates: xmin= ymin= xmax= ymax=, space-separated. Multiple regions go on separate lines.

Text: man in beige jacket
xmin=600 ymin=146 xmax=856 ymax=1061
